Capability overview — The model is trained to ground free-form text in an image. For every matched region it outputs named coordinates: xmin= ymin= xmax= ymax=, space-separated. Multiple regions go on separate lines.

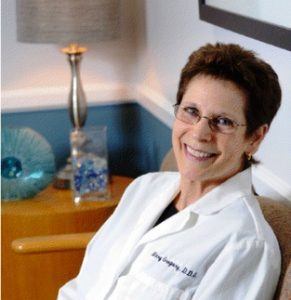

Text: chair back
xmin=257 ymin=197 xmax=291 ymax=300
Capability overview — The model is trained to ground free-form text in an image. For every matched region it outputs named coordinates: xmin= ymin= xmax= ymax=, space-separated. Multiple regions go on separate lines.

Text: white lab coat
xmin=58 ymin=168 xmax=281 ymax=300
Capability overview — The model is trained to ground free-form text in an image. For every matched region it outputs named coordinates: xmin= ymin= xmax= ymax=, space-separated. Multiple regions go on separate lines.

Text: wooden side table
xmin=1 ymin=175 xmax=133 ymax=300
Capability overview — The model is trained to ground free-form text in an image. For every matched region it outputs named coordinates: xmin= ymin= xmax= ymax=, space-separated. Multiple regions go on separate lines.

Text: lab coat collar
xmin=186 ymin=168 xmax=253 ymax=216
xmin=136 ymin=175 xmax=181 ymax=228
xmin=137 ymin=169 xmax=252 ymax=246
xmin=96 ymin=175 xmax=181 ymax=298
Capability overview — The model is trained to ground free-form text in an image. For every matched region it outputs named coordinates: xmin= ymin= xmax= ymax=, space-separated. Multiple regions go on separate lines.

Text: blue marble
xmin=1 ymin=127 xmax=56 ymax=200
xmin=73 ymin=156 xmax=108 ymax=196
xmin=1 ymin=156 xmax=23 ymax=179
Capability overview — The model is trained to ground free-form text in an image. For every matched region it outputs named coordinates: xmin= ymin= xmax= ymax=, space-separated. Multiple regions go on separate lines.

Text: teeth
xmin=186 ymin=146 xmax=213 ymax=158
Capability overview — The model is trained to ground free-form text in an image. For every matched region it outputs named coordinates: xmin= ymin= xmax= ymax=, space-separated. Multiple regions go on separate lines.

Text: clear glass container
xmin=70 ymin=126 xmax=110 ymax=204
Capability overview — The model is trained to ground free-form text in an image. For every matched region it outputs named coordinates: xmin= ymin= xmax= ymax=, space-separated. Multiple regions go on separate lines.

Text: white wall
xmin=2 ymin=0 xmax=291 ymax=200
xmin=1 ymin=0 xmax=138 ymax=109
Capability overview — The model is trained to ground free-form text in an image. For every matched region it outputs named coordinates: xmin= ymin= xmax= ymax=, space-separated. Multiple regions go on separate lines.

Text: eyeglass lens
xmin=174 ymin=105 xmax=241 ymax=133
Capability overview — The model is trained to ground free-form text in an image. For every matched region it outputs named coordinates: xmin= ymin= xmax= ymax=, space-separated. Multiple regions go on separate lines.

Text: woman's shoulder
xmin=219 ymin=194 xmax=281 ymax=260
xmin=115 ymin=171 xmax=180 ymax=210
xmin=121 ymin=171 xmax=180 ymax=197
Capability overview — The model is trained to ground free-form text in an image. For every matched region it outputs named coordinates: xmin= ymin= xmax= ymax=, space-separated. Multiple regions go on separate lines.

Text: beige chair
xmin=13 ymin=150 xmax=291 ymax=299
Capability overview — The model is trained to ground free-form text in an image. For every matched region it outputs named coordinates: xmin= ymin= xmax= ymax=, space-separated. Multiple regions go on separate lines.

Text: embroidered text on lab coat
xmin=151 ymin=251 xmax=197 ymax=278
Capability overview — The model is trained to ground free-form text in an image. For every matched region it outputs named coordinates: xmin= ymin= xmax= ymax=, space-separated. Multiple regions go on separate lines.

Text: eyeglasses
xmin=173 ymin=104 xmax=247 ymax=134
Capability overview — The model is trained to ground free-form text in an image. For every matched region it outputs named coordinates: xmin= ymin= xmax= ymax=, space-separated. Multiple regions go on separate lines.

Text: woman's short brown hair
xmin=177 ymin=43 xmax=281 ymax=137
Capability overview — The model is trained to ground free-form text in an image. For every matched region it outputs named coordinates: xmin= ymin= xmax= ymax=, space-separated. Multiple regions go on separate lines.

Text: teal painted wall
xmin=2 ymin=103 xmax=172 ymax=177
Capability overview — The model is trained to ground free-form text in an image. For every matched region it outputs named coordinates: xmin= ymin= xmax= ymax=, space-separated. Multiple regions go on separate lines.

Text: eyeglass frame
xmin=173 ymin=104 xmax=247 ymax=134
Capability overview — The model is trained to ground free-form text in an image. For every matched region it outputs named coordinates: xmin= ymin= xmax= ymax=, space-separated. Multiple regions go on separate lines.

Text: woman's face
xmin=172 ymin=75 xmax=266 ymax=184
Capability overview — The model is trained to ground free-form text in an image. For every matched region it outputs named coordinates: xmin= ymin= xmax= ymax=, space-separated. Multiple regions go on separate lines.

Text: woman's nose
xmin=191 ymin=117 xmax=213 ymax=142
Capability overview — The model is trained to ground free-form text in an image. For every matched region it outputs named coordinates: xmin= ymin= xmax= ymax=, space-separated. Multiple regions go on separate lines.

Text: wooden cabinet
xmin=1 ymin=175 xmax=133 ymax=300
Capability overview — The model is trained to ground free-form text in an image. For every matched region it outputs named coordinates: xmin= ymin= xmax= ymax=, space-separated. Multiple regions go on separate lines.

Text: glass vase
xmin=70 ymin=126 xmax=110 ymax=204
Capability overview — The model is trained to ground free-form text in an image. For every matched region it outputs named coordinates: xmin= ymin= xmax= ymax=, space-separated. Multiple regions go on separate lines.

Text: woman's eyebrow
xmin=213 ymin=111 xmax=234 ymax=117
xmin=183 ymin=102 xmax=235 ymax=117
xmin=212 ymin=109 xmax=244 ymax=119
xmin=182 ymin=101 xmax=243 ymax=120
xmin=181 ymin=101 xmax=199 ymax=108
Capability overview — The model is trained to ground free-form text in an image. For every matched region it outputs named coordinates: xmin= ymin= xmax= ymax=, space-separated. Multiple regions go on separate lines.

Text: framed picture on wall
xmin=198 ymin=0 xmax=291 ymax=51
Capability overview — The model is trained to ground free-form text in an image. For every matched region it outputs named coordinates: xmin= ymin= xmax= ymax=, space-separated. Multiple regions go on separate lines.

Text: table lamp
xmin=16 ymin=0 xmax=120 ymax=187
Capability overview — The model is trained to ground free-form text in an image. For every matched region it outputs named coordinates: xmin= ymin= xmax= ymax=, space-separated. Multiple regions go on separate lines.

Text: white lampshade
xmin=16 ymin=0 xmax=120 ymax=44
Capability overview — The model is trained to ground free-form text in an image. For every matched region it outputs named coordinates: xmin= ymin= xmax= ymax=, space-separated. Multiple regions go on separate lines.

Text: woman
xmin=58 ymin=43 xmax=282 ymax=299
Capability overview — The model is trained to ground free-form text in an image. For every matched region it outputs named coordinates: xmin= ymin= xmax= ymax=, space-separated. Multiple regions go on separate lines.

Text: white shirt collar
xmin=185 ymin=168 xmax=253 ymax=216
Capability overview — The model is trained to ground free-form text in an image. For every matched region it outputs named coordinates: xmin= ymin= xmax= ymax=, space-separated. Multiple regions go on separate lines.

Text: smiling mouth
xmin=185 ymin=144 xmax=217 ymax=160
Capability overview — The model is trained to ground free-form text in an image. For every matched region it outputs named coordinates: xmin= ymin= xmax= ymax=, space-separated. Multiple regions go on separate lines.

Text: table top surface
xmin=2 ymin=175 xmax=134 ymax=216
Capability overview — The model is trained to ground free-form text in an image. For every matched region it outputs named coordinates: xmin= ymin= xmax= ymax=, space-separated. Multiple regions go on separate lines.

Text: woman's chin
xmin=179 ymin=167 xmax=206 ymax=182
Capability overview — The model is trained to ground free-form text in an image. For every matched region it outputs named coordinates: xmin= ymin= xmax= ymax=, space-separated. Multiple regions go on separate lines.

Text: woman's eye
xmin=184 ymin=107 xmax=199 ymax=116
xmin=215 ymin=117 xmax=234 ymax=127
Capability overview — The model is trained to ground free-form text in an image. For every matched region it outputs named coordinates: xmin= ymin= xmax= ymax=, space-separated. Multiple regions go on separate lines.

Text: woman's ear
xmin=246 ymin=124 xmax=269 ymax=155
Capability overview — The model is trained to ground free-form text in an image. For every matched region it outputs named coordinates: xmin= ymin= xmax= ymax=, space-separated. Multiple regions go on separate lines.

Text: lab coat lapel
xmin=137 ymin=207 xmax=192 ymax=246
xmin=90 ymin=179 xmax=180 ymax=299
xmin=122 ymin=181 xmax=181 ymax=259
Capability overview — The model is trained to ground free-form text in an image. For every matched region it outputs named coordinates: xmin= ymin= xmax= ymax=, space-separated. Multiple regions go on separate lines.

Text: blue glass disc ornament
xmin=1 ymin=127 xmax=56 ymax=201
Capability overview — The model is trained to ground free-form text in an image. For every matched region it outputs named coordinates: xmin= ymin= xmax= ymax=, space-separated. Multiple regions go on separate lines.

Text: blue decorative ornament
xmin=1 ymin=127 xmax=56 ymax=201
xmin=73 ymin=156 xmax=108 ymax=195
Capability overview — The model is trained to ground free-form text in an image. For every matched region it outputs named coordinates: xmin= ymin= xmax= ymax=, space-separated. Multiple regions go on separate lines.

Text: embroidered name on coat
xmin=151 ymin=252 xmax=197 ymax=278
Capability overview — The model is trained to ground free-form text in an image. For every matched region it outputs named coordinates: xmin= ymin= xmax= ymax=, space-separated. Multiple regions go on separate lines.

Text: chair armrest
xmin=12 ymin=232 xmax=95 ymax=254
